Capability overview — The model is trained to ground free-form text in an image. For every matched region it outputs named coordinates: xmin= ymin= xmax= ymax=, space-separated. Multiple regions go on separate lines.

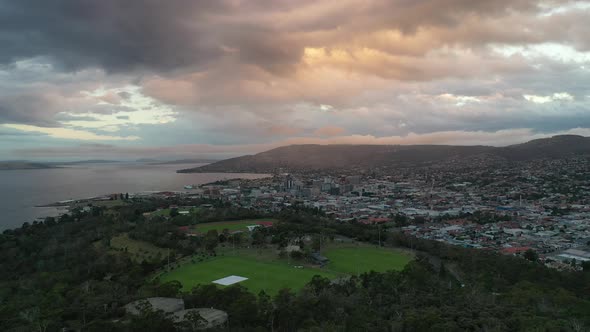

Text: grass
xmin=159 ymin=255 xmax=337 ymax=294
xmin=324 ymin=246 xmax=413 ymax=275
xmin=110 ymin=234 xmax=169 ymax=263
xmin=194 ymin=219 xmax=277 ymax=233
xmin=158 ymin=244 xmax=413 ymax=295
xmin=151 ymin=208 xmax=171 ymax=217
xmin=151 ymin=207 xmax=202 ymax=218
xmin=91 ymin=200 xmax=129 ymax=208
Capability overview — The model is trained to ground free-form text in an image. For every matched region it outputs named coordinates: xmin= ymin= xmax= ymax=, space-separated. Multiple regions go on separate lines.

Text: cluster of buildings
xmin=124 ymin=297 xmax=227 ymax=329
xmin=181 ymin=157 xmax=590 ymax=271
xmin=57 ymin=156 xmax=589 ymax=271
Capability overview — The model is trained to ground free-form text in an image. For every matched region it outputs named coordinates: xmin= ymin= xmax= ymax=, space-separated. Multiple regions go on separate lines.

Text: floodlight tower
xmin=429 ymin=178 xmax=435 ymax=211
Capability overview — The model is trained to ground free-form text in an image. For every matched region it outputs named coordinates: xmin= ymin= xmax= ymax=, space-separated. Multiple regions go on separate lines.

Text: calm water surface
xmin=0 ymin=163 xmax=268 ymax=231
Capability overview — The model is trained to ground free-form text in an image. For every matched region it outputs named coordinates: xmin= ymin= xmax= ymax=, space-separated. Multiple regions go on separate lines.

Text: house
xmin=557 ymin=248 xmax=590 ymax=262
xmin=172 ymin=308 xmax=228 ymax=329
xmin=124 ymin=297 xmax=184 ymax=315
xmin=246 ymin=225 xmax=261 ymax=232
xmin=359 ymin=217 xmax=389 ymax=225
xmin=500 ymin=247 xmax=530 ymax=255
xmin=310 ymin=252 xmax=329 ymax=267
xmin=124 ymin=297 xmax=228 ymax=329
xmin=256 ymin=221 xmax=274 ymax=228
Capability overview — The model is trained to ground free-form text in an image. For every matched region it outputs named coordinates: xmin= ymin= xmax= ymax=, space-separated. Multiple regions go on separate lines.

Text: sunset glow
xmin=0 ymin=0 xmax=589 ymax=160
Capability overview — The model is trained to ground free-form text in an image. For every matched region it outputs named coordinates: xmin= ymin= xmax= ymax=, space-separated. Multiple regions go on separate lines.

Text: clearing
xmin=324 ymin=246 xmax=413 ymax=275
xmin=158 ymin=244 xmax=412 ymax=294
xmin=109 ymin=233 xmax=169 ymax=263
xmin=159 ymin=254 xmax=337 ymax=294
xmin=194 ymin=219 xmax=277 ymax=233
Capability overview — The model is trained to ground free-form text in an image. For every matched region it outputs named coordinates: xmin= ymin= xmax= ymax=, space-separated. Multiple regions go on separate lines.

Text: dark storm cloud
xmin=0 ymin=0 xmax=319 ymax=74
xmin=0 ymin=0 xmax=227 ymax=72
xmin=0 ymin=0 xmax=579 ymax=75
xmin=0 ymin=93 xmax=61 ymax=126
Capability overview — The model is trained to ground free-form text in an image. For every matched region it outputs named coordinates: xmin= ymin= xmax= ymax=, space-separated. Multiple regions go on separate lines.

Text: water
xmin=0 ymin=163 xmax=268 ymax=231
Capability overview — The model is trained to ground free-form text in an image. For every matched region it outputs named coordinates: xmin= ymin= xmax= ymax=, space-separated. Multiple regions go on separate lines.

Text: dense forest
xmin=1 ymin=201 xmax=589 ymax=331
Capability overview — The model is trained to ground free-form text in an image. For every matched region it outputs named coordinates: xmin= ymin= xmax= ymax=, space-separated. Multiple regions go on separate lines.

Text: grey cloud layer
xmin=0 ymin=0 xmax=227 ymax=72
xmin=0 ymin=0 xmax=589 ymax=159
xmin=0 ymin=0 xmax=585 ymax=73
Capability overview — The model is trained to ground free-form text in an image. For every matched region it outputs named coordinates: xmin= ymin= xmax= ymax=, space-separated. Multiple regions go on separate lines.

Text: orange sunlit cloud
xmin=1 ymin=0 xmax=589 ymax=159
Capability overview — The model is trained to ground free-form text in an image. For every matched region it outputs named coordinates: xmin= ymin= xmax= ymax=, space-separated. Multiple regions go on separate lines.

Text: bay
xmin=0 ymin=163 xmax=268 ymax=231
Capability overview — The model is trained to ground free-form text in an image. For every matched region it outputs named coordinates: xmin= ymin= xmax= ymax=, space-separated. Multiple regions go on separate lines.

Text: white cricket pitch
xmin=212 ymin=275 xmax=248 ymax=286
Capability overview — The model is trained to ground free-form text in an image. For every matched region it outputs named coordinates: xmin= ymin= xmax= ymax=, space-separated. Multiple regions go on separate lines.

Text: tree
xmin=251 ymin=228 xmax=266 ymax=246
xmin=523 ymin=249 xmax=538 ymax=262
xmin=204 ymin=230 xmax=219 ymax=252
xmin=157 ymin=281 xmax=182 ymax=297
xmin=230 ymin=232 xmax=243 ymax=247
xmin=257 ymin=291 xmax=274 ymax=329
xmin=129 ymin=301 xmax=176 ymax=332
xmin=308 ymin=275 xmax=331 ymax=295
xmin=394 ymin=214 xmax=408 ymax=227
xmin=222 ymin=228 xmax=230 ymax=240
xmin=177 ymin=310 xmax=207 ymax=331
xmin=311 ymin=235 xmax=321 ymax=252
xmin=290 ymin=250 xmax=304 ymax=261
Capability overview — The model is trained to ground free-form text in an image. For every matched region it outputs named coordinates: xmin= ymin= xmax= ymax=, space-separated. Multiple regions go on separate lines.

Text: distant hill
xmin=178 ymin=135 xmax=590 ymax=173
xmin=0 ymin=161 xmax=56 ymax=170
xmin=498 ymin=135 xmax=590 ymax=160
xmin=50 ymin=160 xmax=120 ymax=165
xmin=146 ymin=158 xmax=218 ymax=165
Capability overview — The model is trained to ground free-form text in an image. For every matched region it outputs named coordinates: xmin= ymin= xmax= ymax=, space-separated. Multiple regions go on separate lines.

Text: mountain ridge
xmin=178 ymin=135 xmax=590 ymax=173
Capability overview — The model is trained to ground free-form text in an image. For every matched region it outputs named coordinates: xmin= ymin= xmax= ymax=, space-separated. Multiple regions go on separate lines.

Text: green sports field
xmin=158 ymin=245 xmax=412 ymax=294
xmin=194 ymin=219 xmax=276 ymax=233
xmin=159 ymin=255 xmax=337 ymax=294
xmin=324 ymin=247 xmax=412 ymax=274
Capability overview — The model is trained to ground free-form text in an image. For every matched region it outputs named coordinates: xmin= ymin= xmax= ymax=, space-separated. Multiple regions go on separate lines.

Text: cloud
xmin=11 ymin=127 xmax=590 ymax=160
xmin=1 ymin=0 xmax=587 ymax=75
xmin=0 ymin=1 xmax=228 ymax=72
xmin=523 ymin=92 xmax=574 ymax=104
xmin=1 ymin=0 xmax=590 ymax=159
xmin=0 ymin=93 xmax=63 ymax=126
xmin=3 ymin=124 xmax=140 ymax=141
xmin=58 ymin=86 xmax=178 ymax=132
xmin=264 ymin=124 xmax=305 ymax=137
xmin=314 ymin=126 xmax=346 ymax=137
xmin=97 ymin=91 xmax=122 ymax=104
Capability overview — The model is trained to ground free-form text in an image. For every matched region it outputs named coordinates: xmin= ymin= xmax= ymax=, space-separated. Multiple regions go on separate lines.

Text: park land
xmin=157 ymin=244 xmax=412 ymax=294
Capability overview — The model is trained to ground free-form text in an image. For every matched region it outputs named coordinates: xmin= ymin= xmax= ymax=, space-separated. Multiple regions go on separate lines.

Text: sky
xmin=0 ymin=0 xmax=589 ymax=161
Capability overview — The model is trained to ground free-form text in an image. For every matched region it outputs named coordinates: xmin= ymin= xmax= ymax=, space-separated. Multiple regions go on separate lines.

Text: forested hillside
xmin=1 ymin=202 xmax=589 ymax=331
